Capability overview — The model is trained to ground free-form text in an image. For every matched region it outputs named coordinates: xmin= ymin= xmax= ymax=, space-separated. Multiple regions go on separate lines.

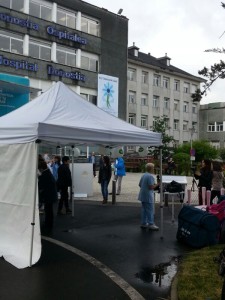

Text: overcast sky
xmin=87 ymin=0 xmax=225 ymax=104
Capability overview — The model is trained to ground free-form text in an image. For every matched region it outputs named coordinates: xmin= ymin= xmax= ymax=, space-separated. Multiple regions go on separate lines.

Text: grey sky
xmin=87 ymin=0 xmax=225 ymax=104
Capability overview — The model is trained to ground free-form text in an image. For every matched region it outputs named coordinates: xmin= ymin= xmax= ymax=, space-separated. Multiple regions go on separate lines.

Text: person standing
xmin=51 ymin=155 xmax=61 ymax=182
xmin=98 ymin=155 xmax=112 ymax=204
xmin=194 ymin=159 xmax=213 ymax=205
xmin=57 ymin=156 xmax=72 ymax=215
xmin=138 ymin=163 xmax=159 ymax=230
xmin=114 ymin=156 xmax=126 ymax=195
xmin=89 ymin=152 xmax=96 ymax=177
xmin=210 ymin=160 xmax=224 ymax=204
xmin=38 ymin=160 xmax=57 ymax=232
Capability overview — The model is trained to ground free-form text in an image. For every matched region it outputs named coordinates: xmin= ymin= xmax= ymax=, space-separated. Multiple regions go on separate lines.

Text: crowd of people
xmin=38 ymin=150 xmax=225 ymax=234
xmin=38 ymin=154 xmax=72 ymax=233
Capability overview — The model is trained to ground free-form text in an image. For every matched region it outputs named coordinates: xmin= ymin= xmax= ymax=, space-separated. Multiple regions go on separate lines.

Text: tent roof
xmin=0 ymin=82 xmax=162 ymax=146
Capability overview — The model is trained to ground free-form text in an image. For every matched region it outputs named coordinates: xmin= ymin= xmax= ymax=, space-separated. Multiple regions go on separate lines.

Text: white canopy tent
xmin=0 ymin=82 xmax=162 ymax=268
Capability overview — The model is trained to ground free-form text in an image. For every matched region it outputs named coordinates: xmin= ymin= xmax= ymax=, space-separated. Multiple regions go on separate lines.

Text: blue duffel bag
xmin=177 ymin=205 xmax=220 ymax=248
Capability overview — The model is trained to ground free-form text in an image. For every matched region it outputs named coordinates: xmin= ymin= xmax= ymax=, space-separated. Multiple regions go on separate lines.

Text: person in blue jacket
xmin=114 ymin=156 xmax=126 ymax=195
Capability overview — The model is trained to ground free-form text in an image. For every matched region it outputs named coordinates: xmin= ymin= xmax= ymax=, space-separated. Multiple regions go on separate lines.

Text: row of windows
xmin=128 ymin=68 xmax=198 ymax=93
xmin=0 ymin=30 xmax=99 ymax=71
xmin=128 ymin=91 xmax=197 ymax=113
xmin=0 ymin=0 xmax=100 ymax=36
xmin=208 ymin=122 xmax=224 ymax=132
xmin=129 ymin=114 xmax=197 ymax=131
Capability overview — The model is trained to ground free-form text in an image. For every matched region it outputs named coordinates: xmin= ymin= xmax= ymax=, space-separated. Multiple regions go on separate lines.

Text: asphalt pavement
xmin=0 ymin=173 xmax=195 ymax=300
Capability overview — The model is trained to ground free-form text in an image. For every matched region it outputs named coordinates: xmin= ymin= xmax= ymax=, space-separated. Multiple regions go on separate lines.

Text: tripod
xmin=191 ymin=176 xmax=198 ymax=192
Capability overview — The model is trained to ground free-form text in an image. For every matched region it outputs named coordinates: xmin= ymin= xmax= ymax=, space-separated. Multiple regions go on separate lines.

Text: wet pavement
xmin=0 ymin=173 xmax=194 ymax=300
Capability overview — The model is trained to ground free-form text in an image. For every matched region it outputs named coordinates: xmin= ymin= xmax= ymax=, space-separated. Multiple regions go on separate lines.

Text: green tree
xmin=219 ymin=148 xmax=225 ymax=161
xmin=175 ymin=140 xmax=218 ymax=163
xmin=192 ymin=2 xmax=225 ymax=102
xmin=149 ymin=116 xmax=175 ymax=160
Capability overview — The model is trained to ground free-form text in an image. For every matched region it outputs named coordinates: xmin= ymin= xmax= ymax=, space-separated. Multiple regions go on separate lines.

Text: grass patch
xmin=177 ymin=244 xmax=225 ymax=300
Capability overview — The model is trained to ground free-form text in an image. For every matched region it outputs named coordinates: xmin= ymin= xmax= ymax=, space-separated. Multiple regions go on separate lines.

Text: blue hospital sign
xmin=0 ymin=73 xmax=29 ymax=117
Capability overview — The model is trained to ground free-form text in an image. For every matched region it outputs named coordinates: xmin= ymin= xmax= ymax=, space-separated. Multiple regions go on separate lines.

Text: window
xmin=29 ymin=39 xmax=51 ymax=61
xmin=153 ymin=118 xmax=159 ymax=127
xmin=57 ymin=7 xmax=76 ymax=29
xmin=81 ymin=53 xmax=98 ymax=72
xmin=141 ymin=115 xmax=148 ymax=128
xmin=141 ymin=71 xmax=148 ymax=84
xmin=174 ymin=80 xmax=180 ymax=91
xmin=163 ymin=77 xmax=169 ymax=89
xmin=128 ymin=91 xmax=136 ymax=104
xmin=183 ymin=121 xmax=188 ymax=131
xmin=0 ymin=0 xmax=24 ymax=11
xmin=127 ymin=146 xmax=135 ymax=152
xmin=183 ymin=102 xmax=189 ymax=113
xmin=153 ymin=95 xmax=159 ymax=108
xmin=30 ymin=1 xmax=52 ymax=21
xmin=192 ymin=122 xmax=197 ymax=131
xmin=174 ymin=100 xmax=179 ymax=111
xmin=183 ymin=82 xmax=190 ymax=93
xmin=129 ymin=114 xmax=136 ymax=125
xmin=0 ymin=30 xmax=23 ymax=54
xmin=164 ymin=97 xmax=170 ymax=109
xmin=217 ymin=122 xmax=223 ymax=131
xmin=174 ymin=119 xmax=179 ymax=130
xmin=57 ymin=45 xmax=76 ymax=67
xmin=164 ymin=118 xmax=169 ymax=128
xmin=192 ymin=105 xmax=197 ymax=114
xmin=210 ymin=141 xmax=220 ymax=149
xmin=127 ymin=68 xmax=136 ymax=81
xmin=153 ymin=74 xmax=161 ymax=86
xmin=141 ymin=94 xmax=148 ymax=106
xmin=208 ymin=123 xmax=215 ymax=132
xmin=191 ymin=84 xmax=197 ymax=93
xmin=81 ymin=15 xmax=100 ymax=36
xmin=80 ymin=93 xmax=97 ymax=105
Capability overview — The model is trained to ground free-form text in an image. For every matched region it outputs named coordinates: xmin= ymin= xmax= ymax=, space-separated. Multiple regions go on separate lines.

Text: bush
xmin=173 ymin=153 xmax=191 ymax=175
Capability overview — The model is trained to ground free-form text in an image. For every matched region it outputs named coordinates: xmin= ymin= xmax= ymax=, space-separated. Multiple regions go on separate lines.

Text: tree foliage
xmin=149 ymin=116 xmax=175 ymax=159
xmin=174 ymin=140 xmax=218 ymax=163
xmin=192 ymin=2 xmax=225 ymax=102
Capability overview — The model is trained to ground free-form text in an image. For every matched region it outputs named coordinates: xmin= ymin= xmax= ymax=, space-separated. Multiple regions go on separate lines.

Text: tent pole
xmin=159 ymin=147 xmax=164 ymax=239
xmin=71 ymin=146 xmax=74 ymax=202
xmin=29 ymin=141 xmax=39 ymax=267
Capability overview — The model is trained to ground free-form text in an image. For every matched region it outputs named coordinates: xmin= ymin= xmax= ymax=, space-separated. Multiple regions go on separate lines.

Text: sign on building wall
xmin=0 ymin=73 xmax=29 ymax=117
xmin=97 ymin=74 xmax=118 ymax=117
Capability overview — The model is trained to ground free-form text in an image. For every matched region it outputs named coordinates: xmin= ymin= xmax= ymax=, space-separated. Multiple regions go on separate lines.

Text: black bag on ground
xmin=177 ymin=205 xmax=220 ymax=248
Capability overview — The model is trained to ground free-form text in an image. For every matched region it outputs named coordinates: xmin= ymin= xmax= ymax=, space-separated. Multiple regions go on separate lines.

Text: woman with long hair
xmin=194 ymin=159 xmax=213 ymax=205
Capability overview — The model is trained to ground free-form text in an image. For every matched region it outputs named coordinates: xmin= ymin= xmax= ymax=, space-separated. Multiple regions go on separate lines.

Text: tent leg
xmin=29 ymin=142 xmax=39 ymax=267
xmin=71 ymin=146 xmax=75 ymax=202
xmin=159 ymin=147 xmax=164 ymax=239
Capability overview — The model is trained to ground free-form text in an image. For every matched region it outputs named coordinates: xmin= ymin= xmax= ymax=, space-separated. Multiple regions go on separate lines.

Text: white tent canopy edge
xmin=0 ymin=82 xmax=162 ymax=269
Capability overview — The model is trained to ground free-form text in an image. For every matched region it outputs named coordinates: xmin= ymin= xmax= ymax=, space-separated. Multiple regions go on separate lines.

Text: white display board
xmin=71 ymin=163 xmax=93 ymax=197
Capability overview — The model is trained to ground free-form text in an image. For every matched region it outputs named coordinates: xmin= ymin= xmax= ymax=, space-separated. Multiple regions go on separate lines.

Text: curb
xmin=171 ymin=274 xmax=178 ymax=300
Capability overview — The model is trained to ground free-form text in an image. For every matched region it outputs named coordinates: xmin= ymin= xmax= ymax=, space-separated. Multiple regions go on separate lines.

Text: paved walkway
xmin=90 ymin=172 xmax=199 ymax=205
xmin=0 ymin=172 xmax=195 ymax=300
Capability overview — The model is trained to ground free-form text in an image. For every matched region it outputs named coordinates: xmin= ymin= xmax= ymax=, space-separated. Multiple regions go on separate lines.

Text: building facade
xmin=0 ymin=0 xmax=128 ymax=119
xmin=127 ymin=44 xmax=204 ymax=149
xmin=199 ymin=102 xmax=225 ymax=149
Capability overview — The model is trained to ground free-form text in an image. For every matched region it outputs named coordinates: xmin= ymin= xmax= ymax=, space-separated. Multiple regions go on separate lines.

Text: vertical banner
xmin=97 ymin=74 xmax=119 ymax=117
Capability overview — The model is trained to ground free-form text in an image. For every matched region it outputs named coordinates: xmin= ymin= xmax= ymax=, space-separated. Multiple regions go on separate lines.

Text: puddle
xmin=135 ymin=256 xmax=182 ymax=287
